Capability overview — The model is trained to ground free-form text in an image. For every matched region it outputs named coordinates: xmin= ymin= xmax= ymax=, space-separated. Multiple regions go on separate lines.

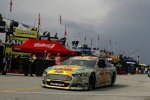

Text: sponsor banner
xmin=5 ymin=44 xmax=12 ymax=56
xmin=34 ymin=43 xmax=55 ymax=48
xmin=14 ymin=28 xmax=38 ymax=38
xmin=0 ymin=32 xmax=6 ymax=43
xmin=11 ymin=52 xmax=30 ymax=58
xmin=5 ymin=44 xmax=30 ymax=58
xmin=9 ymin=37 xmax=28 ymax=45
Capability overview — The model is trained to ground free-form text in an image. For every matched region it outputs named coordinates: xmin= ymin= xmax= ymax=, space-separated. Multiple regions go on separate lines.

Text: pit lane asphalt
xmin=0 ymin=74 xmax=150 ymax=100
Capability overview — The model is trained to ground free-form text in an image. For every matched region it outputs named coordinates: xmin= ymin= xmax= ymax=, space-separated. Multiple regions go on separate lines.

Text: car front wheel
xmin=110 ymin=73 xmax=116 ymax=86
xmin=88 ymin=73 xmax=96 ymax=90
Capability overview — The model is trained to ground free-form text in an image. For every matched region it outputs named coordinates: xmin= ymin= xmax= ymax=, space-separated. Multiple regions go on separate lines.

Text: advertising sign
xmin=8 ymin=37 xmax=28 ymax=45
xmin=5 ymin=44 xmax=30 ymax=58
xmin=0 ymin=32 xmax=6 ymax=43
xmin=14 ymin=28 xmax=38 ymax=38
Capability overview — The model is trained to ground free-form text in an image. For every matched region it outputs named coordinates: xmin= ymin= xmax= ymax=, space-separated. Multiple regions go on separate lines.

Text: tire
xmin=42 ymin=85 xmax=46 ymax=88
xmin=110 ymin=73 xmax=116 ymax=86
xmin=88 ymin=73 xmax=96 ymax=90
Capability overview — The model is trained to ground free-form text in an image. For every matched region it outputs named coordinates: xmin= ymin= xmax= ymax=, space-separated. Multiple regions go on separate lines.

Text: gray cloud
xmin=0 ymin=0 xmax=150 ymax=64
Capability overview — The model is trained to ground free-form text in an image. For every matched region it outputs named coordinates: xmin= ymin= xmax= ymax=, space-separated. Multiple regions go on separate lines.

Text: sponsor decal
xmin=54 ymin=67 xmax=73 ymax=71
xmin=34 ymin=43 xmax=55 ymax=48
xmin=49 ymin=66 xmax=81 ymax=76
xmin=55 ymin=70 xmax=63 ymax=73
xmin=50 ymin=82 xmax=65 ymax=87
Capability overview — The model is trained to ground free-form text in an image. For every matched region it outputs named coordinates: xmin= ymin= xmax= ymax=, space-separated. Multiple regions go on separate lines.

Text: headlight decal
xmin=72 ymin=73 xmax=88 ymax=77
xmin=42 ymin=71 xmax=47 ymax=77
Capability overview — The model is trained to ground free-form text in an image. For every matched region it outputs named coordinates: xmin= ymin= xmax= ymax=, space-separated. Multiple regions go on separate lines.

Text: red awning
xmin=12 ymin=39 xmax=76 ymax=55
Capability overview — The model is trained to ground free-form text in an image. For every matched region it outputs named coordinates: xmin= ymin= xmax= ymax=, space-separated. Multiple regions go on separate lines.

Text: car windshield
xmin=61 ymin=58 xmax=96 ymax=68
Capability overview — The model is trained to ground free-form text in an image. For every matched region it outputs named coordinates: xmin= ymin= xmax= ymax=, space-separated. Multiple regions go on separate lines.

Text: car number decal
xmin=99 ymin=69 xmax=109 ymax=83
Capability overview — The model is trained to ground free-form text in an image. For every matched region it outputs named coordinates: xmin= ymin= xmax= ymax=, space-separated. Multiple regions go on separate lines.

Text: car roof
xmin=71 ymin=55 xmax=98 ymax=60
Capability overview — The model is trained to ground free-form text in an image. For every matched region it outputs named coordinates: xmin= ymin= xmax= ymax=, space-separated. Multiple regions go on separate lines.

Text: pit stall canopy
xmin=12 ymin=39 xmax=76 ymax=55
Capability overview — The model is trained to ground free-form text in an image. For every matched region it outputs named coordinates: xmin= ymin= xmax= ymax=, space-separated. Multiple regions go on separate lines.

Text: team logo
xmin=34 ymin=43 xmax=55 ymax=48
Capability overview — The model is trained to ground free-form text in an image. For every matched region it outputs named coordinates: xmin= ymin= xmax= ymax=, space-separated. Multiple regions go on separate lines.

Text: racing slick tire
xmin=110 ymin=73 xmax=116 ymax=86
xmin=88 ymin=73 xmax=96 ymax=90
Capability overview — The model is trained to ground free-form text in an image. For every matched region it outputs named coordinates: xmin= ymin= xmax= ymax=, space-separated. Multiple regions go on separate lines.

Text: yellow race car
xmin=42 ymin=56 xmax=117 ymax=90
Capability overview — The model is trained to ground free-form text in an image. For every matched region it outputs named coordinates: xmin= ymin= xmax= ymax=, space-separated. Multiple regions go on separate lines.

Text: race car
xmin=41 ymin=56 xmax=117 ymax=90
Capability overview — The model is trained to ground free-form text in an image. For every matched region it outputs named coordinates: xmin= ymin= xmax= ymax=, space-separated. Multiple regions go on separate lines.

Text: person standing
xmin=29 ymin=54 xmax=37 ymax=76
xmin=46 ymin=53 xmax=52 ymax=60
xmin=55 ymin=53 xmax=61 ymax=65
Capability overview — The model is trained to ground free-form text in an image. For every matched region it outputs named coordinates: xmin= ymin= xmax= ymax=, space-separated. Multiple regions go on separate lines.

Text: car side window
xmin=98 ymin=59 xmax=106 ymax=68
xmin=105 ymin=60 xmax=112 ymax=67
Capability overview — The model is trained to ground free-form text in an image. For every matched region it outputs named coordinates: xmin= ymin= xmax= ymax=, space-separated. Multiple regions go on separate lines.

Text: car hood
xmin=47 ymin=65 xmax=89 ymax=76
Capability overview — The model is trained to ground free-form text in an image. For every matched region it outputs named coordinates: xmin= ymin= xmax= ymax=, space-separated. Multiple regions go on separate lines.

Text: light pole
xmin=137 ymin=56 xmax=140 ymax=64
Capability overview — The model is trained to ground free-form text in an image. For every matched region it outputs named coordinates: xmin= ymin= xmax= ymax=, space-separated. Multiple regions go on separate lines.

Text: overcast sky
xmin=0 ymin=0 xmax=150 ymax=64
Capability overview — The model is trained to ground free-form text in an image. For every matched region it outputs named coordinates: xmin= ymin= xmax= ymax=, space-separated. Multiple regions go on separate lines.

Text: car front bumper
xmin=42 ymin=79 xmax=89 ymax=90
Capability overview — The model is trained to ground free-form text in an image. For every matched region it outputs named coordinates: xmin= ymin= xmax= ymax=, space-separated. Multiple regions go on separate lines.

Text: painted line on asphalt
xmin=0 ymin=87 xmax=40 ymax=93
xmin=1 ymin=91 xmax=150 ymax=97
